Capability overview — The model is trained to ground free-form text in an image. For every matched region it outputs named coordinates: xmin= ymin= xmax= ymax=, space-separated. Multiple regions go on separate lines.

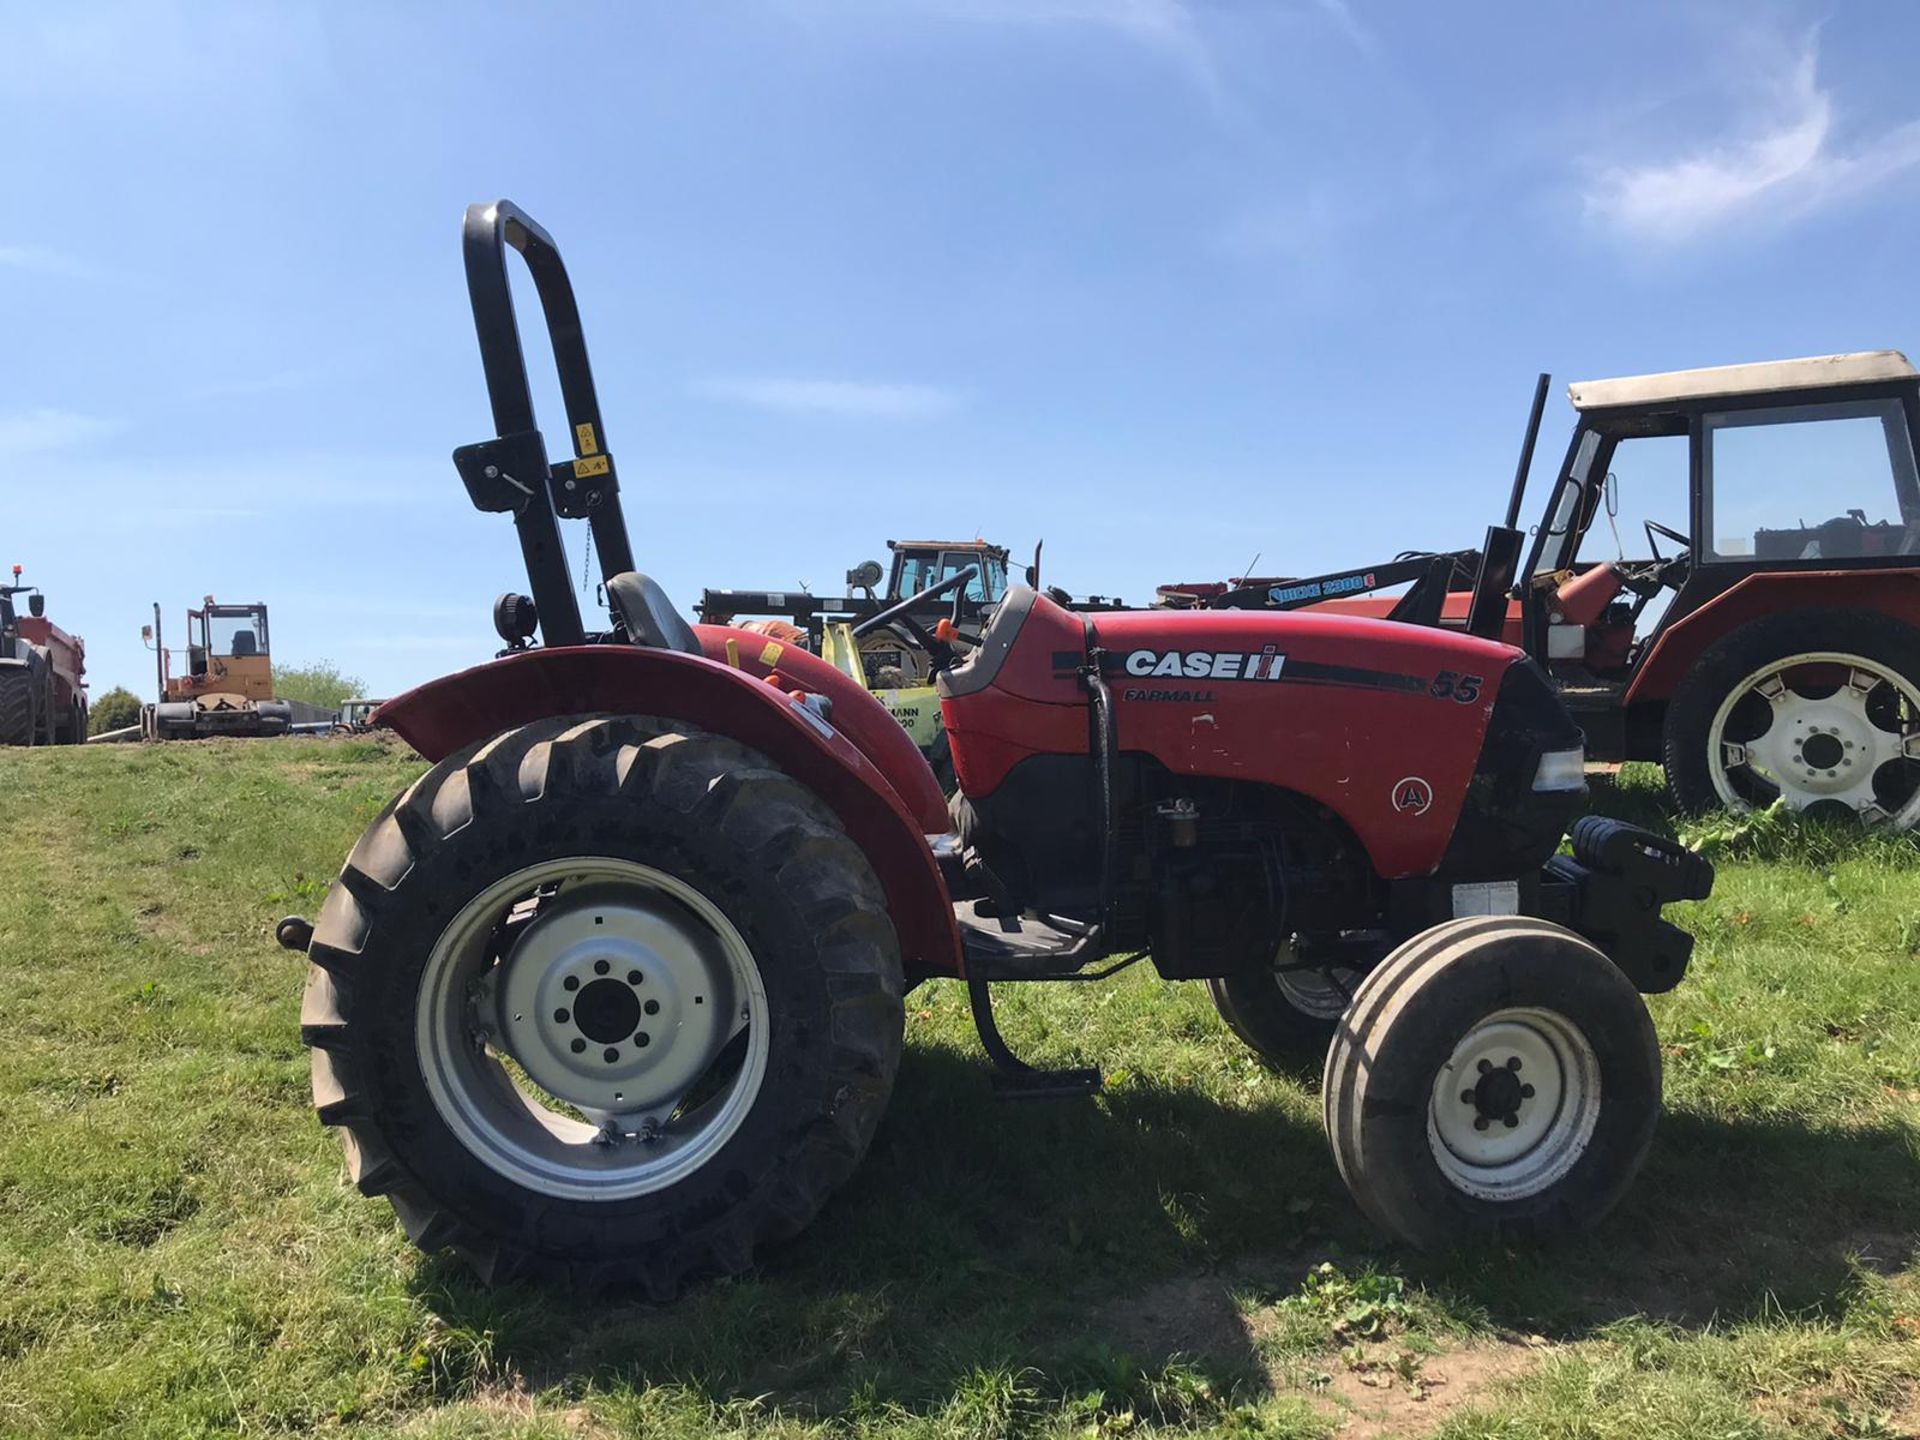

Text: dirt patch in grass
xmin=1094 ymin=1272 xmax=1266 ymax=1370
xmin=1842 ymin=1228 xmax=1917 ymax=1277
xmin=1887 ymin=1382 xmax=1920 ymax=1439
xmin=451 ymin=1383 xmax=614 ymax=1438
xmin=1314 ymin=1340 xmax=1539 ymax=1439
xmin=1093 ymin=1266 xmax=1547 ymax=1435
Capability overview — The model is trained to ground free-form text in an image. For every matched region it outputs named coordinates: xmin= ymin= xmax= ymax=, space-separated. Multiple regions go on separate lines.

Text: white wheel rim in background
xmin=1707 ymin=650 xmax=1920 ymax=829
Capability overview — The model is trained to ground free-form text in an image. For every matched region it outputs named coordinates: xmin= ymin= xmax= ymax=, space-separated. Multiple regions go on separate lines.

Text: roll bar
xmin=451 ymin=200 xmax=638 ymax=648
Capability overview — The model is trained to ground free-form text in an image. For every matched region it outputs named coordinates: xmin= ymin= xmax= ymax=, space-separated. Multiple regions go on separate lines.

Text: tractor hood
xmin=940 ymin=588 xmax=1564 ymax=880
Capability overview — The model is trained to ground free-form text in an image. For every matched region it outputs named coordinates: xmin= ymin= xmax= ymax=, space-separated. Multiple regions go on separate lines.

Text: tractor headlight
xmin=1531 ymin=745 xmax=1587 ymax=792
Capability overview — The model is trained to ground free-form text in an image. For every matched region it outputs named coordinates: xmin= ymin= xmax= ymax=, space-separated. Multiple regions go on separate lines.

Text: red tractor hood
xmin=942 ymin=591 xmax=1534 ymax=880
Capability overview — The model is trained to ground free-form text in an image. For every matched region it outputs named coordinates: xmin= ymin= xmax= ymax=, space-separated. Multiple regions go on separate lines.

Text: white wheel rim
xmin=416 ymin=857 xmax=770 ymax=1201
xmin=1707 ymin=650 xmax=1920 ymax=828
xmin=1427 ymin=1006 xmax=1600 ymax=1201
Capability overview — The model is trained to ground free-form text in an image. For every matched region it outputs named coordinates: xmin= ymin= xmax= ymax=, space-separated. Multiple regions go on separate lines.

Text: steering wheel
xmin=1615 ymin=519 xmax=1693 ymax=601
xmin=850 ymin=565 xmax=980 ymax=675
xmin=1644 ymin=519 xmax=1691 ymax=552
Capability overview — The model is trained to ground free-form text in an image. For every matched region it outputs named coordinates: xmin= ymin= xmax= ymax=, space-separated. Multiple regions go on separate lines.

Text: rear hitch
xmin=276 ymin=915 xmax=314 ymax=953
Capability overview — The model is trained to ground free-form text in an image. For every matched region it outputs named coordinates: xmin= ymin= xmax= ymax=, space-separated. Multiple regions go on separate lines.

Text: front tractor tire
xmin=1663 ymin=609 xmax=1920 ymax=831
xmin=1323 ymin=917 xmax=1660 ymax=1250
xmin=301 ymin=714 xmax=905 ymax=1294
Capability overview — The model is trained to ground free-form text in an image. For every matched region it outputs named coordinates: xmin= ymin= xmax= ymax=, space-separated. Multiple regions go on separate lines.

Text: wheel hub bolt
xmin=1464 ymin=1057 xmax=1528 ymax=1128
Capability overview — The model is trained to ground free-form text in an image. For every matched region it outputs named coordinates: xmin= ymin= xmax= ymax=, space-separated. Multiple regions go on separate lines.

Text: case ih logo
xmin=1268 ymin=571 xmax=1375 ymax=605
xmin=1121 ymin=648 xmax=1288 ymax=681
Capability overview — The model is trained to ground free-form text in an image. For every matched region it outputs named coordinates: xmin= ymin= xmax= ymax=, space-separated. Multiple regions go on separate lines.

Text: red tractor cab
xmin=279 ymin=201 xmax=1712 ymax=1295
xmin=1187 ymin=356 xmax=1920 ymax=829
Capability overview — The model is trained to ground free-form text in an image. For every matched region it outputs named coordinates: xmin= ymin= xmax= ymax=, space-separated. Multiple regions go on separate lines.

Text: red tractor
xmin=1173 ymin=359 xmax=1920 ymax=829
xmin=0 ymin=566 xmax=88 ymax=746
xmin=278 ymin=202 xmax=1712 ymax=1294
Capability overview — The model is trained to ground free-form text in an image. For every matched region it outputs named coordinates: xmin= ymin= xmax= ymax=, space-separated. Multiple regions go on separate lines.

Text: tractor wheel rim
xmin=1272 ymin=952 xmax=1359 ymax=1020
xmin=1426 ymin=1007 xmax=1600 ymax=1201
xmin=416 ymin=857 xmax=770 ymax=1201
xmin=1707 ymin=651 xmax=1920 ymax=829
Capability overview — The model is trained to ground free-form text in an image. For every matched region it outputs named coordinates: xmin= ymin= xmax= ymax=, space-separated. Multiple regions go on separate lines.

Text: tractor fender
xmin=692 ymin=623 xmax=948 ymax=832
xmin=377 ymin=645 xmax=965 ymax=981
xmin=1628 ymin=570 xmax=1920 ymax=705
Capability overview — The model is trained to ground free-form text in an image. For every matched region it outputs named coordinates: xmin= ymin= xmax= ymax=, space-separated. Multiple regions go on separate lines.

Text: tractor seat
xmin=606 ymin=572 xmax=702 ymax=656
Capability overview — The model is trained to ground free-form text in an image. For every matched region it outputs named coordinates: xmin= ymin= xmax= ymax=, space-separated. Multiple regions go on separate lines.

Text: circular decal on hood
xmin=1392 ymin=776 xmax=1434 ymax=815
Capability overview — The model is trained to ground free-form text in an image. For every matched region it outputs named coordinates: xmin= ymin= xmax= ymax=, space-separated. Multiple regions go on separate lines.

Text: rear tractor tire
xmin=1664 ymin=609 xmax=1920 ymax=832
xmin=1208 ymin=939 xmax=1367 ymax=1068
xmin=1323 ymin=916 xmax=1660 ymax=1249
xmin=301 ymin=714 xmax=906 ymax=1294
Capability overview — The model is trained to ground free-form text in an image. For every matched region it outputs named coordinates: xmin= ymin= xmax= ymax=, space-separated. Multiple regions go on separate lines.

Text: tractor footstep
xmin=967 ymin=977 xmax=1103 ymax=1100
xmin=988 ymin=1064 xmax=1103 ymax=1101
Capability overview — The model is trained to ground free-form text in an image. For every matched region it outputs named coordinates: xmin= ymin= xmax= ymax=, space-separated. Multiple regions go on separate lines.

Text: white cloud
xmin=1583 ymin=38 xmax=1920 ymax=245
xmin=1308 ymin=0 xmax=1376 ymax=58
xmin=693 ymin=377 xmax=962 ymax=418
xmin=0 ymin=246 xmax=121 ymax=282
xmin=0 ymin=409 xmax=120 ymax=458
xmin=926 ymin=0 xmax=1223 ymax=105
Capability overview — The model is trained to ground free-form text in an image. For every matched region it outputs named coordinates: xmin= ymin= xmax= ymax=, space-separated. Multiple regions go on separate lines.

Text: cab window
xmin=936 ymin=551 xmax=1001 ymax=603
xmin=1703 ymin=399 xmax=1920 ymax=561
xmin=207 ymin=609 xmax=267 ymax=657
xmin=895 ymin=554 xmax=936 ymax=597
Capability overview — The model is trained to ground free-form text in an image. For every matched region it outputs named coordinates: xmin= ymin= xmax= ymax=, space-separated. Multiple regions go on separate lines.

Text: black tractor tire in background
xmin=0 ymin=668 xmax=38 ymax=747
xmin=1208 ymin=942 xmax=1364 ymax=1069
xmin=53 ymin=699 xmax=86 ymax=745
xmin=1663 ymin=608 xmax=1920 ymax=828
xmin=1324 ymin=916 xmax=1661 ymax=1250
xmin=302 ymin=714 xmax=905 ymax=1295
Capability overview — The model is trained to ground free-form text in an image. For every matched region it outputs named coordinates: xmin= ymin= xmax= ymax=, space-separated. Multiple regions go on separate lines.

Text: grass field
xmin=0 ymin=737 xmax=1915 ymax=1439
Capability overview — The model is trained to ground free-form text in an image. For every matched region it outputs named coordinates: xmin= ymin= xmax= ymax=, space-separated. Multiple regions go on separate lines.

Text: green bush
xmin=272 ymin=660 xmax=366 ymax=712
xmin=87 ymin=686 xmax=142 ymax=735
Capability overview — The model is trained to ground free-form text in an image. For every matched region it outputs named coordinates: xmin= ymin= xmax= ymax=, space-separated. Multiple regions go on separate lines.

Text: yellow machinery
xmin=820 ymin=620 xmax=954 ymax=789
xmin=141 ymin=598 xmax=294 ymax=740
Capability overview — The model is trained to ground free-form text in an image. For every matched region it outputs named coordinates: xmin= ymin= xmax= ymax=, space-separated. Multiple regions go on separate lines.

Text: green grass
xmin=0 ymin=744 xmax=1913 ymax=1438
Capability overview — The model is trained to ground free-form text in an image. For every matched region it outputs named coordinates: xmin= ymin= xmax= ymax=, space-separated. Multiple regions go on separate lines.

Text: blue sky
xmin=6 ymin=0 xmax=1920 ymax=701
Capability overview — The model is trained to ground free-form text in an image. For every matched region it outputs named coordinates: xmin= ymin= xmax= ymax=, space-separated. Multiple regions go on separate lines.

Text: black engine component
xmin=1543 ymin=815 xmax=1715 ymax=993
xmin=958 ymin=755 xmax=1381 ymax=982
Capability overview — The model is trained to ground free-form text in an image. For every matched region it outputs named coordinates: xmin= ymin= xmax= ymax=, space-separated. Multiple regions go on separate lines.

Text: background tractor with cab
xmin=142 ymin=598 xmax=298 ymax=741
xmin=0 ymin=565 xmax=88 ymax=746
xmin=1176 ymin=356 xmax=1920 ymax=831
xmin=332 ymin=697 xmax=388 ymax=734
xmin=699 ymin=536 xmax=1021 ymax=685
xmin=278 ymin=200 xmax=1712 ymax=1297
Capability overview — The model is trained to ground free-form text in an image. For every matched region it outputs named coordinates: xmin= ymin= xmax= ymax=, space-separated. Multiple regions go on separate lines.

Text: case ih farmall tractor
xmin=278 ymin=202 xmax=1712 ymax=1294
xmin=1181 ymin=357 xmax=1920 ymax=830
xmin=0 ymin=566 xmax=88 ymax=746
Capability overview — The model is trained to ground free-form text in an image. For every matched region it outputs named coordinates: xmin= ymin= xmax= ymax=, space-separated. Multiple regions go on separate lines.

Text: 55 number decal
xmin=1430 ymin=670 xmax=1484 ymax=704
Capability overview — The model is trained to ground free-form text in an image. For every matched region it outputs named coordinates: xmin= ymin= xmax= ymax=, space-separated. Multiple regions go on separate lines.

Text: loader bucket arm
xmin=453 ymin=200 xmax=638 ymax=648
